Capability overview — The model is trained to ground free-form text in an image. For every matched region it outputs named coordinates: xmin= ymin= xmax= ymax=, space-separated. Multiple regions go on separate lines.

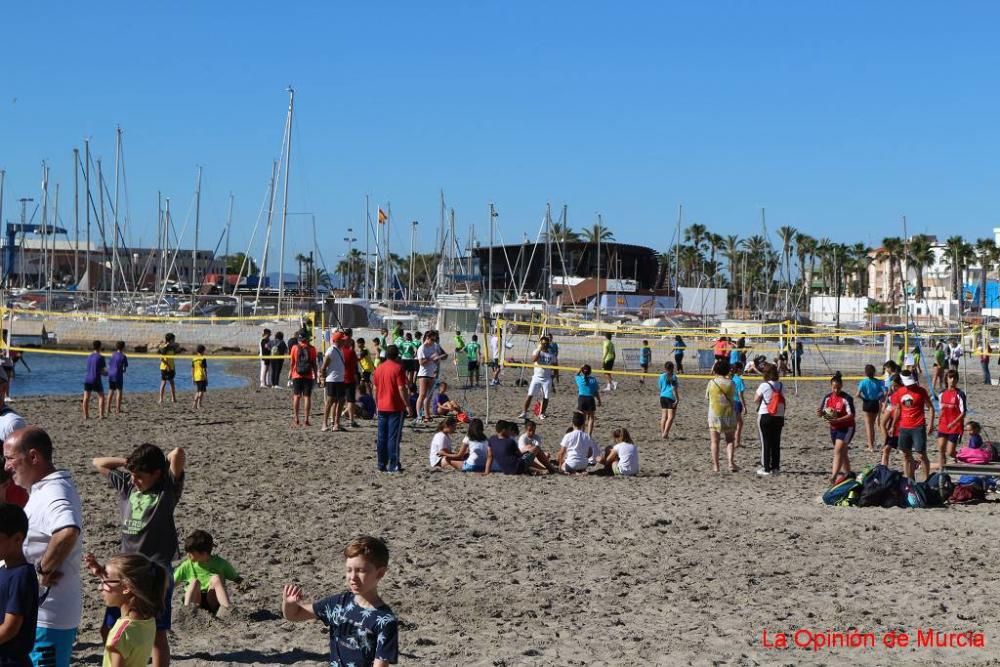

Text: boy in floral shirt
xmin=282 ymin=536 xmax=398 ymax=666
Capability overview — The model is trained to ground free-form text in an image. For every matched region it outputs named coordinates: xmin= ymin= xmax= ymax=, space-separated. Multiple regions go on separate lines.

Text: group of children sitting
xmin=427 ymin=411 xmax=639 ymax=476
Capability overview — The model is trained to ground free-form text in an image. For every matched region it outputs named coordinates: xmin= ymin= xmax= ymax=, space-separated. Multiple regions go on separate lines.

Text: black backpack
xmin=857 ymin=465 xmax=906 ymax=508
xmin=926 ymin=472 xmax=954 ymax=503
xmin=295 ymin=344 xmax=312 ymax=375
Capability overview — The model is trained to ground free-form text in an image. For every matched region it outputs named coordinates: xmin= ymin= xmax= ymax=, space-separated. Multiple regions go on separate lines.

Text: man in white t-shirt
xmin=320 ymin=331 xmax=348 ymax=431
xmin=518 ymin=336 xmax=555 ymax=420
xmin=949 ymin=339 xmax=963 ymax=370
xmin=4 ymin=427 xmax=83 ymax=667
xmin=558 ymin=411 xmax=601 ymax=472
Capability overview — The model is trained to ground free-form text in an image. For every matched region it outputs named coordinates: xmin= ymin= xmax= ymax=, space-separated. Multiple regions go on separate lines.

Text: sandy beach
xmin=19 ymin=364 xmax=1000 ymax=666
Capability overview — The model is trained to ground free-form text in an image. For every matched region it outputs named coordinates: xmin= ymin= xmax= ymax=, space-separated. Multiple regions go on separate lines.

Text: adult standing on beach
xmin=602 ymin=332 xmax=617 ymax=392
xmin=673 ymin=335 xmax=686 ymax=373
xmin=754 ymin=365 xmax=785 ymax=477
xmin=373 ymin=345 xmax=411 ymax=472
xmin=416 ymin=332 xmax=447 ymax=422
xmin=949 ymin=338 xmax=963 ymax=371
xmin=269 ymin=331 xmax=287 ymax=388
xmin=4 ymin=427 xmax=84 ymax=667
xmin=705 ymin=360 xmax=738 ymax=473
xmin=713 ymin=336 xmax=730 ymax=364
xmin=320 ymin=331 xmax=348 ymax=432
xmin=258 ymin=328 xmax=273 ymax=391
xmin=519 ymin=336 xmax=556 ymax=421
xmin=288 ymin=331 xmax=318 ymax=427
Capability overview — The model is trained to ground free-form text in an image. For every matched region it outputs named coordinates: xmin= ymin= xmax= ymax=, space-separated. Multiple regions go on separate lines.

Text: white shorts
xmin=527 ymin=377 xmax=552 ymax=400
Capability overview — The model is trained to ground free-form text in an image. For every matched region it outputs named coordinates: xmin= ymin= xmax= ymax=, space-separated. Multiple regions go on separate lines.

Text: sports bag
xmin=957 ymin=447 xmax=992 ymax=465
xmin=948 ymin=483 xmax=986 ymax=505
xmin=906 ymin=481 xmax=933 ymax=508
xmin=857 ymin=464 xmax=906 ymax=508
xmin=823 ymin=477 xmax=861 ymax=506
xmin=295 ymin=344 xmax=313 ymax=376
xmin=766 ymin=382 xmax=785 ymax=416
xmin=926 ymin=472 xmax=954 ymax=504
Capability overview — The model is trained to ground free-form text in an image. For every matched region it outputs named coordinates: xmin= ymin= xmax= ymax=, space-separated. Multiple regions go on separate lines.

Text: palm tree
xmin=684 ymin=224 xmax=707 ymax=252
xmin=294 ymin=253 xmax=309 ymax=290
xmin=879 ymin=237 xmax=905 ymax=313
xmin=705 ymin=233 xmax=724 ymax=286
xmin=582 ymin=223 xmax=613 ymax=243
xmin=223 ymin=253 xmax=258 ymax=277
xmin=795 ymin=233 xmax=816 ymax=298
xmin=776 ymin=225 xmax=797 ymax=289
xmin=850 ymin=243 xmax=872 ymax=297
xmin=312 ymin=267 xmax=333 ymax=290
xmin=906 ymin=234 xmax=935 ymax=302
xmin=974 ymin=238 xmax=996 ymax=308
xmin=942 ymin=236 xmax=975 ymax=302
xmin=549 ymin=222 xmax=580 ymax=243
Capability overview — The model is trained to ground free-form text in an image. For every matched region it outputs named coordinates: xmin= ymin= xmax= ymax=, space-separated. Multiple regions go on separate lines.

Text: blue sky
xmin=3 ymin=2 xmax=1000 ymax=275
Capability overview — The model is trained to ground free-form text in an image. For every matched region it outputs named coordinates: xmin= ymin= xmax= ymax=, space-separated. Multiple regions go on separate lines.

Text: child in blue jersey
xmin=638 ymin=340 xmax=652 ymax=385
xmin=83 ymin=339 xmax=108 ymax=420
xmin=658 ymin=361 xmax=680 ymax=440
xmin=108 ymin=340 xmax=128 ymax=415
xmin=730 ymin=363 xmax=747 ymax=448
xmin=856 ymin=364 xmax=885 ymax=452
xmin=575 ymin=365 xmax=601 ymax=435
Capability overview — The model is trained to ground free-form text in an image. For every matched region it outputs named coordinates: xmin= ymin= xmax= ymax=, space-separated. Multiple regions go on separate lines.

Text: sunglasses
xmin=98 ymin=578 xmax=122 ymax=589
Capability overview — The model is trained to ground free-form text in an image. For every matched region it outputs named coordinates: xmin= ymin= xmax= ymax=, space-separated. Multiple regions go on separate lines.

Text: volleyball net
xmin=496 ymin=317 xmax=986 ymax=382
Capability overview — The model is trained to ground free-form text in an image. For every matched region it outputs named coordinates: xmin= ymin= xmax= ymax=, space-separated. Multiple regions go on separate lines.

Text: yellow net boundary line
xmin=0 ymin=307 xmax=309 ymax=324
xmin=0 ymin=345 xmax=279 ymax=361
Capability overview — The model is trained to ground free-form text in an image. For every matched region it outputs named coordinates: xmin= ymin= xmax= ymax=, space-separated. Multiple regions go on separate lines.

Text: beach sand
xmin=22 ymin=366 xmax=1000 ymax=666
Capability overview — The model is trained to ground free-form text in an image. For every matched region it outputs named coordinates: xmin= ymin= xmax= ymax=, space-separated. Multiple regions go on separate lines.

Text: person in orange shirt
xmin=287 ymin=331 xmax=318 ymax=427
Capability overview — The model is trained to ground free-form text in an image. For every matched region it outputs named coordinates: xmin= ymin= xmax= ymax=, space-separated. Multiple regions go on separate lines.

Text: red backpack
xmin=766 ymin=382 xmax=785 ymax=415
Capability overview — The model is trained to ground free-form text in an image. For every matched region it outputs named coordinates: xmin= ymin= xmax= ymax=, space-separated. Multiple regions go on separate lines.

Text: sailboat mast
xmin=674 ymin=204 xmax=682 ymax=297
xmin=222 ymin=192 xmax=233 ymax=291
xmin=596 ymin=213 xmax=603 ymax=323
xmin=256 ymin=160 xmax=279 ymax=311
xmin=72 ymin=149 xmax=79 ymax=283
xmin=277 ymin=86 xmax=294 ymax=315
xmin=112 ymin=127 xmax=121 ymax=300
xmin=364 ymin=195 xmax=371 ymax=301
xmin=97 ymin=159 xmax=106 ymax=292
xmin=544 ymin=203 xmax=552 ymax=302
xmin=193 ymin=165 xmax=202 ymax=296
xmin=84 ymin=139 xmax=91 ymax=295
xmin=40 ymin=162 xmax=48 ymax=289
xmin=50 ymin=183 xmax=58 ymax=307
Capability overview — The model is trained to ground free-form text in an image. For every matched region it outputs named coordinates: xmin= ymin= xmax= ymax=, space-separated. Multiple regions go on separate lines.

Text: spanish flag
xmin=377 ymin=208 xmax=387 ymax=224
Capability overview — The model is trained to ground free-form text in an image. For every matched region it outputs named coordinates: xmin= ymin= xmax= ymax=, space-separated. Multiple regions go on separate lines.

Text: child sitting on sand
xmin=558 ymin=411 xmax=601 ymax=474
xmin=282 ymin=536 xmax=398 ymax=667
xmin=595 ymin=427 xmax=640 ymax=476
xmin=441 ymin=418 xmax=489 ymax=472
xmin=485 ymin=420 xmax=556 ymax=475
xmin=433 ymin=382 xmax=462 ymax=416
xmin=517 ymin=419 xmax=553 ymax=473
xmin=354 ymin=384 xmax=376 ymax=420
xmin=428 ymin=416 xmax=459 ymax=469
xmin=173 ymin=530 xmax=242 ymax=618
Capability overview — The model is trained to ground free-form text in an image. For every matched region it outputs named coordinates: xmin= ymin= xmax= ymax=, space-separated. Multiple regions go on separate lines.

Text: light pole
xmin=343 ymin=229 xmax=357 ymax=293
xmin=409 ymin=220 xmax=418 ymax=301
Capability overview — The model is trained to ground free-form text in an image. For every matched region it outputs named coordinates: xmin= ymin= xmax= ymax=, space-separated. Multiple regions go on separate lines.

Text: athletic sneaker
xmin=756 ymin=468 xmax=770 ymax=477
xmin=612 ymin=381 xmax=619 ymax=391
xmin=770 ymin=468 xmax=780 ymax=477
xmin=538 ymin=413 xmax=547 ymax=421
xmin=516 ymin=411 xmax=529 ymax=419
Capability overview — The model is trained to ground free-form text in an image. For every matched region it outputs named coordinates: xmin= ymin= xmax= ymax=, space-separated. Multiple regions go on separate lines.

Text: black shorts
xmin=885 ymin=436 xmax=899 ymax=449
xmin=602 ymin=360 xmax=615 ymax=372
xmin=862 ymin=399 xmax=881 ymax=414
xmin=937 ymin=432 xmax=961 ymax=445
xmin=109 ymin=380 xmax=122 ymax=391
xmin=362 ymin=371 xmax=372 ymax=382
xmin=577 ymin=395 xmax=597 ymax=412
xmin=292 ymin=377 xmax=314 ymax=396
xmin=195 ymin=380 xmax=207 ymax=392
xmin=467 ymin=361 xmax=480 ymax=372
xmin=161 ymin=369 xmax=176 ymax=382
xmin=660 ymin=397 xmax=676 ymax=410
xmin=345 ymin=382 xmax=357 ymax=402
xmin=83 ymin=381 xmax=103 ymax=393
xmin=325 ymin=382 xmax=347 ymax=400
xmin=404 ymin=359 xmax=418 ymax=373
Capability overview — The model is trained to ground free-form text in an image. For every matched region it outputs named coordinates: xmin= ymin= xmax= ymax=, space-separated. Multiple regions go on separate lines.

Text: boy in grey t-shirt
xmin=89 ymin=442 xmax=186 ymax=667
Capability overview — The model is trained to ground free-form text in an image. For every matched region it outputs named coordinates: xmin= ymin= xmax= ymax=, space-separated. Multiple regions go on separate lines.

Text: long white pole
xmin=364 ymin=195 xmax=370 ymax=301
xmin=49 ymin=183 xmax=58 ymax=307
xmin=193 ymin=165 xmax=202 ymax=297
xmin=84 ymin=140 xmax=91 ymax=294
xmin=222 ymin=192 xmax=234 ymax=290
xmin=277 ymin=86 xmax=294 ymax=315
xmin=596 ymin=213 xmax=602 ymax=323
xmin=40 ymin=163 xmax=48 ymax=289
xmin=112 ymin=128 xmax=121 ymax=301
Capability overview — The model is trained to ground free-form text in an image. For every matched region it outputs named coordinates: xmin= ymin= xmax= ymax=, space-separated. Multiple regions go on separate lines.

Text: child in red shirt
xmin=935 ymin=369 xmax=966 ymax=471
xmin=817 ymin=372 xmax=856 ymax=485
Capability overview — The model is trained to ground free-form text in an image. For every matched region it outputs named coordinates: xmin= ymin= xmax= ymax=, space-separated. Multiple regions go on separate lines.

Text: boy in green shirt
xmin=174 ymin=530 xmax=241 ymax=617
xmin=602 ymin=332 xmax=617 ymax=392
xmin=464 ymin=334 xmax=482 ymax=387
